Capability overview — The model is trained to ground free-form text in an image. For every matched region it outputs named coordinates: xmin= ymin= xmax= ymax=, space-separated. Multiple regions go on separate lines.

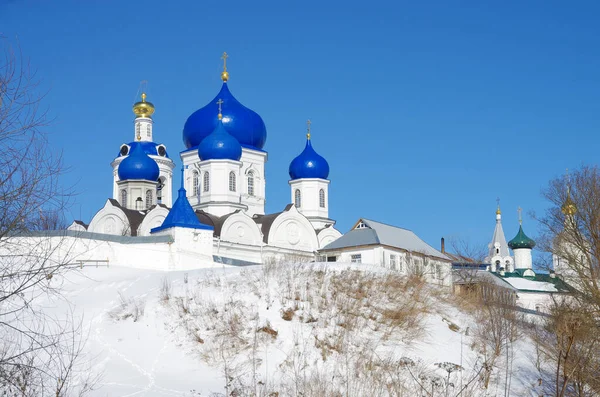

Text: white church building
xmin=67 ymin=54 xmax=342 ymax=269
xmin=451 ymin=205 xmax=573 ymax=312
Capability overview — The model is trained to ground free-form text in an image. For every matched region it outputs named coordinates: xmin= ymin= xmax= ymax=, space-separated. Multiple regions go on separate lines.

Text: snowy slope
xmin=39 ymin=263 xmax=544 ymax=396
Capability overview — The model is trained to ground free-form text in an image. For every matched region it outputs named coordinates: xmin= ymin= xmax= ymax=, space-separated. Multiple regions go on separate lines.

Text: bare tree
xmin=535 ymin=165 xmax=600 ymax=395
xmin=0 ymin=37 xmax=91 ymax=395
xmin=538 ymin=165 xmax=600 ymax=313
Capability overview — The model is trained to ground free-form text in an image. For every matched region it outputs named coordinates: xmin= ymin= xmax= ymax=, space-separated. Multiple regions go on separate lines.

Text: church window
xmin=294 ymin=189 xmax=301 ymax=208
xmin=145 ymin=190 xmax=153 ymax=209
xmin=192 ymin=171 xmax=199 ymax=196
xmin=157 ymin=177 xmax=165 ymax=204
xmin=319 ymin=189 xmax=325 ymax=208
xmin=247 ymin=171 xmax=255 ymax=196
xmin=351 ymin=254 xmax=362 ymax=263
xmin=203 ymin=172 xmax=210 ymax=192
xmin=390 ymin=254 xmax=397 ymax=270
xmin=120 ymin=189 xmax=127 ymax=208
xmin=135 ymin=123 xmax=141 ymax=139
xmin=229 ymin=171 xmax=236 ymax=192
xmin=496 ymin=248 xmax=499 ymax=254
xmin=356 ymin=222 xmax=369 ymax=229
xmin=146 ymin=124 xmax=151 ymax=137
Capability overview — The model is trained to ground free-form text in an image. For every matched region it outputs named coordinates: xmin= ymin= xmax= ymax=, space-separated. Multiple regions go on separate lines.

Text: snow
xmin=503 ymin=277 xmax=559 ymax=292
xmin=35 ymin=262 xmax=548 ymax=396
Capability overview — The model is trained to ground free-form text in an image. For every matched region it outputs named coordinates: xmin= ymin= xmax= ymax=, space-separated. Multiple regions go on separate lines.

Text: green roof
xmin=508 ymin=225 xmax=536 ymax=250
xmin=499 ymin=270 xmax=574 ymax=293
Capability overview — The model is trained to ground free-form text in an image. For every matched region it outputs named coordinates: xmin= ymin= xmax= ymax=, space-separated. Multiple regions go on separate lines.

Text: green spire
xmin=508 ymin=225 xmax=536 ymax=250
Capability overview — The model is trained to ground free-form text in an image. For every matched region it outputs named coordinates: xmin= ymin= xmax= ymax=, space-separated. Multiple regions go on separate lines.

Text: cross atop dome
xmin=221 ymin=52 xmax=229 ymax=82
xmin=306 ymin=119 xmax=311 ymax=140
xmin=217 ymin=98 xmax=223 ymax=120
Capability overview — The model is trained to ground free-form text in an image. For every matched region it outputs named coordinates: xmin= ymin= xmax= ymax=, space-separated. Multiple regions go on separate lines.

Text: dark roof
xmin=195 ymin=210 xmax=224 ymax=236
xmin=73 ymin=220 xmax=88 ymax=229
xmin=107 ymin=199 xmax=146 ymax=237
xmin=253 ymin=204 xmax=294 ymax=243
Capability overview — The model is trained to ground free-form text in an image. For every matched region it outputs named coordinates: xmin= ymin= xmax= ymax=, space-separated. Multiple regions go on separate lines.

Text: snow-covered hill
xmin=42 ymin=263 xmax=545 ymax=396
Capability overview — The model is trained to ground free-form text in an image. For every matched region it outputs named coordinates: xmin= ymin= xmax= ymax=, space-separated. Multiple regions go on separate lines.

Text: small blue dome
xmin=289 ymin=137 xmax=330 ymax=180
xmin=118 ymin=143 xmax=160 ymax=181
xmin=198 ymin=118 xmax=242 ymax=161
xmin=183 ymin=83 xmax=267 ymax=150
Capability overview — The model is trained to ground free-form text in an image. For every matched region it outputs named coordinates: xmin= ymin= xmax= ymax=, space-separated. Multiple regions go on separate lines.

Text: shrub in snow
xmin=108 ymin=291 xmax=146 ymax=322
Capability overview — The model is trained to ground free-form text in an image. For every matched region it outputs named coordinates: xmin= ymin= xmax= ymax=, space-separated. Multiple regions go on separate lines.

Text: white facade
xmin=323 ymin=246 xmax=452 ymax=286
xmin=195 ymin=159 xmax=245 ymax=216
xmin=181 ymin=147 xmax=267 ymax=217
xmin=289 ymin=178 xmax=333 ymax=229
xmin=115 ymin=179 xmax=157 ymax=210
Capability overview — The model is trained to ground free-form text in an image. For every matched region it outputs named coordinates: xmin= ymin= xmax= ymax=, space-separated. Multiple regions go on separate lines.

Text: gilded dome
xmin=133 ymin=93 xmax=155 ymax=118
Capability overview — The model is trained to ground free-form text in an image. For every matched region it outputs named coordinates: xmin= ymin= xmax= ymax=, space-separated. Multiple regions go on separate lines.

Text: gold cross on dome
xmin=221 ymin=52 xmax=228 ymax=72
xmin=216 ymin=98 xmax=223 ymax=113
xmin=518 ymin=206 xmax=522 ymax=225
xmin=306 ymin=119 xmax=311 ymax=139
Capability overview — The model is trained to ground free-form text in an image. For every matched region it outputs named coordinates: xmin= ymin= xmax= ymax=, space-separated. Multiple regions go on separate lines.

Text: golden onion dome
xmin=132 ymin=93 xmax=155 ymax=118
xmin=561 ymin=194 xmax=577 ymax=216
xmin=496 ymin=205 xmax=501 ymax=215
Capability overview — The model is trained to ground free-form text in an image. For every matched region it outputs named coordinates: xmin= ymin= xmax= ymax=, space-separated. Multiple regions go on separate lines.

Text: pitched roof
xmin=320 ymin=218 xmax=450 ymax=261
xmin=487 ymin=214 xmax=510 ymax=260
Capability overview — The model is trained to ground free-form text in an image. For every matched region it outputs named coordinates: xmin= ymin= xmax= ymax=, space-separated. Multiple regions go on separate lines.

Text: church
xmin=67 ymin=53 xmax=343 ymax=268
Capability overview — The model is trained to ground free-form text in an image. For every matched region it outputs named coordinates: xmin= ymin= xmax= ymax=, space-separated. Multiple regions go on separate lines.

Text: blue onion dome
xmin=198 ymin=112 xmax=242 ymax=161
xmin=508 ymin=225 xmax=536 ymax=250
xmin=289 ymin=132 xmax=330 ymax=180
xmin=118 ymin=143 xmax=160 ymax=181
xmin=183 ymin=82 xmax=267 ymax=150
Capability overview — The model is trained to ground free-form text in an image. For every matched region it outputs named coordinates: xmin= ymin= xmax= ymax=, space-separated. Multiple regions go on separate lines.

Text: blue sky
xmin=2 ymin=0 xmax=599 ymax=257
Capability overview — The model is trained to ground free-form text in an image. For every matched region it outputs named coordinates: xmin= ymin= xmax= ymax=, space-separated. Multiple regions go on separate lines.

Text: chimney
xmin=441 ymin=237 xmax=445 ymax=254
xmin=499 ymin=266 xmax=505 ymax=277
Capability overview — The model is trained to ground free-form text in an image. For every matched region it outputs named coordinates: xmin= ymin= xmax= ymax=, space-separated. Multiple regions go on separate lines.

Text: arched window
xmin=294 ymin=189 xmax=301 ymax=208
xmin=203 ymin=171 xmax=210 ymax=192
xmin=247 ymin=171 xmax=255 ymax=196
xmin=157 ymin=177 xmax=165 ymax=204
xmin=120 ymin=189 xmax=127 ymax=208
xmin=192 ymin=171 xmax=199 ymax=196
xmin=229 ymin=171 xmax=236 ymax=192
xmin=319 ymin=189 xmax=325 ymax=208
xmin=145 ymin=190 xmax=153 ymax=209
